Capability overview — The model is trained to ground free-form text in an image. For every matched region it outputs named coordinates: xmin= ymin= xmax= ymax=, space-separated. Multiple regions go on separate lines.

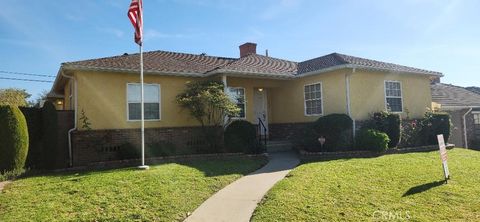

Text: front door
xmin=254 ymin=88 xmax=268 ymax=136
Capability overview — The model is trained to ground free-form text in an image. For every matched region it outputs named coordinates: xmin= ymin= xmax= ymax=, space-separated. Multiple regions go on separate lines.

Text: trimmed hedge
xmin=420 ymin=112 xmax=451 ymax=145
xmin=0 ymin=105 xmax=29 ymax=172
xmin=224 ymin=120 xmax=258 ymax=154
xmin=366 ymin=112 xmax=401 ymax=148
xmin=297 ymin=114 xmax=353 ymax=152
xmin=19 ymin=107 xmax=43 ymax=168
xmin=41 ymin=101 xmax=58 ymax=169
xmin=355 ymin=129 xmax=390 ymax=152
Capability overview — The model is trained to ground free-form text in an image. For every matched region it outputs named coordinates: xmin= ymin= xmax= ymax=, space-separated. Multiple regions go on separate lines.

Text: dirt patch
xmin=0 ymin=181 xmax=12 ymax=192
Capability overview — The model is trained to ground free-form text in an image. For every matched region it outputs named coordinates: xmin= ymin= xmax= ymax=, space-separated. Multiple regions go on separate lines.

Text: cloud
xmin=143 ymin=29 xmax=188 ymax=40
xmin=261 ymin=0 xmax=302 ymax=20
xmin=99 ymin=27 xmax=125 ymax=38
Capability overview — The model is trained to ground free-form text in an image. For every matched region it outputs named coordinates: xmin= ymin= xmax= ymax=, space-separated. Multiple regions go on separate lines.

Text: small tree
xmin=176 ymin=80 xmax=240 ymax=151
xmin=0 ymin=105 xmax=29 ymax=172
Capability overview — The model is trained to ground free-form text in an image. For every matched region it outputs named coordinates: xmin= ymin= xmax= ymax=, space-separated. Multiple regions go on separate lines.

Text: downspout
xmin=61 ymin=70 xmax=77 ymax=167
xmin=463 ymin=107 xmax=473 ymax=149
xmin=346 ymin=68 xmax=356 ymax=138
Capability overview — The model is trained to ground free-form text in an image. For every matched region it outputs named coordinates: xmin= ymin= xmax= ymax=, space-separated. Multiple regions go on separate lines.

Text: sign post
xmin=437 ymin=134 xmax=450 ymax=183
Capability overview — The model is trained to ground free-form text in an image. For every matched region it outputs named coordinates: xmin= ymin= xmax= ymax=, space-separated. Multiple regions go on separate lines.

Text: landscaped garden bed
xmin=0 ymin=157 xmax=266 ymax=221
xmin=252 ymin=148 xmax=480 ymax=221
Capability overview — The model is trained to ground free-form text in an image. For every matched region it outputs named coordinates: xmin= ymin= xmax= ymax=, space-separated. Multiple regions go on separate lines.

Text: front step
xmin=266 ymin=140 xmax=294 ymax=153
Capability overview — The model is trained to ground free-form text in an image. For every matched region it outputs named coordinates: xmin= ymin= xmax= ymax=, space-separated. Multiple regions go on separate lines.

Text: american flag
xmin=128 ymin=0 xmax=143 ymax=45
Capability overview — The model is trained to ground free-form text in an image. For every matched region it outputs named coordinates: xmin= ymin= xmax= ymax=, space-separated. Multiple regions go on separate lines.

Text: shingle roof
xmin=62 ymin=50 xmax=236 ymax=75
xmin=297 ymin=53 xmax=442 ymax=76
xmin=466 ymin=86 xmax=480 ymax=95
xmin=431 ymin=83 xmax=480 ymax=108
xmin=213 ymin=54 xmax=297 ymax=77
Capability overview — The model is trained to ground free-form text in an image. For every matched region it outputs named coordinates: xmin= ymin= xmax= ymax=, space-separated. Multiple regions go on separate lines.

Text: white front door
xmin=254 ymin=88 xmax=268 ymax=136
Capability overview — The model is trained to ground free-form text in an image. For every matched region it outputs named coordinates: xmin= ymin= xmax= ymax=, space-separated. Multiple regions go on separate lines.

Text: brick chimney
xmin=239 ymin=42 xmax=257 ymax=58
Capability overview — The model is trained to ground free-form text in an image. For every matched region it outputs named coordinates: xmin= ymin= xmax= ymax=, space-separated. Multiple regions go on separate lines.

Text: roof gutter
xmin=297 ymin=64 xmax=443 ymax=78
xmin=62 ymin=65 xmax=205 ymax=78
xmin=61 ymin=70 xmax=77 ymax=167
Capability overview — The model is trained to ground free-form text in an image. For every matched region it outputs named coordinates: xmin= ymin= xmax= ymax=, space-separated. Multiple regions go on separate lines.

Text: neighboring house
xmin=48 ymin=42 xmax=441 ymax=166
xmin=431 ymin=83 xmax=480 ymax=148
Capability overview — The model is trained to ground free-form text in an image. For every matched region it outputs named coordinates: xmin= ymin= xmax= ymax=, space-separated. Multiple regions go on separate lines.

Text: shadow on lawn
xmin=402 ymin=180 xmax=446 ymax=197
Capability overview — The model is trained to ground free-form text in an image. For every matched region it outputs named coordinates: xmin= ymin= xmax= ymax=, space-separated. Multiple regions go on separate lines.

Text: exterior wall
xmin=64 ymin=79 xmax=72 ymax=110
xmin=74 ymin=71 xmax=200 ymax=130
xmin=349 ymin=71 xmax=432 ymax=120
xmin=69 ymin=69 xmax=433 ymax=131
xmin=270 ymin=69 xmax=348 ymax=124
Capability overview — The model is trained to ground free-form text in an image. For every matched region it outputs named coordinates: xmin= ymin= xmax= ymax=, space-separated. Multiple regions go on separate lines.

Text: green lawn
xmin=0 ymin=157 xmax=266 ymax=221
xmin=252 ymin=148 xmax=480 ymax=221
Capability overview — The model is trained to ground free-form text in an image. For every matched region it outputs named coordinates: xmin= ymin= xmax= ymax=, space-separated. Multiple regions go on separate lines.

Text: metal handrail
xmin=257 ymin=118 xmax=267 ymax=147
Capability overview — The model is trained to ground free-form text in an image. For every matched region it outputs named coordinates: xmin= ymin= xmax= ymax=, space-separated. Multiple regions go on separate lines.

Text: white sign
xmin=437 ymin=134 xmax=450 ymax=181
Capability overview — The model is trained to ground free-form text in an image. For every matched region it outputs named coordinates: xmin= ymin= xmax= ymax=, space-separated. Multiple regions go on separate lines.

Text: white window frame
xmin=304 ymin=82 xmax=324 ymax=116
xmin=126 ymin=83 xmax=161 ymax=122
xmin=227 ymin=87 xmax=247 ymax=119
xmin=384 ymin=80 xmax=403 ymax=113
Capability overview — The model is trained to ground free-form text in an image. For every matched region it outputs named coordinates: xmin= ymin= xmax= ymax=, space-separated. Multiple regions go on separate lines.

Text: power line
xmin=0 ymin=70 xmax=56 ymax=78
xmin=0 ymin=77 xmax=53 ymax=83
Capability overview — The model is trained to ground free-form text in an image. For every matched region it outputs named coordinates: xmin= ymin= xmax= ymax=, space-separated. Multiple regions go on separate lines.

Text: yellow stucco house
xmin=48 ymin=42 xmax=442 ymax=166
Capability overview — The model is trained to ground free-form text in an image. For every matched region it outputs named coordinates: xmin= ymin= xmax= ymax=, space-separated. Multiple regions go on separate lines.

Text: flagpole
xmin=138 ymin=43 xmax=148 ymax=170
xmin=138 ymin=0 xmax=148 ymax=170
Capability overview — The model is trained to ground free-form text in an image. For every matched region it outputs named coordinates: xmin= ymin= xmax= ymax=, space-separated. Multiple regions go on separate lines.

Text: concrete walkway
xmin=185 ymin=151 xmax=299 ymax=222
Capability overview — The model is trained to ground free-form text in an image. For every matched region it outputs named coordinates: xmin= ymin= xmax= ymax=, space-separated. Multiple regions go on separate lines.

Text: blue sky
xmin=1 ymin=0 xmax=479 ymax=100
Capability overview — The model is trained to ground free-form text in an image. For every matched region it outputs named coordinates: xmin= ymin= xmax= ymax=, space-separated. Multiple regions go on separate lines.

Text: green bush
xmin=41 ymin=101 xmax=58 ymax=169
xmin=224 ymin=120 xmax=261 ymax=154
xmin=365 ymin=112 xmax=401 ymax=148
xmin=0 ymin=105 xmax=29 ymax=172
xmin=308 ymin=114 xmax=353 ymax=152
xmin=19 ymin=107 xmax=43 ymax=169
xmin=355 ymin=129 xmax=390 ymax=152
xmin=118 ymin=143 xmax=140 ymax=160
xmin=419 ymin=112 xmax=451 ymax=145
xmin=147 ymin=141 xmax=176 ymax=157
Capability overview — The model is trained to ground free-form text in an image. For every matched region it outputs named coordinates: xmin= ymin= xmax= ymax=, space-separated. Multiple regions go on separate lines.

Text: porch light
xmin=258 ymin=88 xmax=263 ymax=92
xmin=57 ymin=100 xmax=63 ymax=105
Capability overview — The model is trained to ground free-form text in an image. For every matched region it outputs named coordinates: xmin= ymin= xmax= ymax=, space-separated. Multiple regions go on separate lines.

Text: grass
xmin=0 ymin=157 xmax=266 ymax=221
xmin=252 ymin=148 xmax=480 ymax=221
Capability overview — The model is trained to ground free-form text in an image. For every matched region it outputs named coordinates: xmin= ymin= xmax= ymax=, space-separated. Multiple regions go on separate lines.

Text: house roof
xmin=212 ymin=54 xmax=297 ymax=78
xmin=297 ymin=53 xmax=442 ymax=76
xmin=466 ymin=86 xmax=480 ymax=95
xmin=52 ymin=48 xmax=443 ymax=93
xmin=431 ymin=83 xmax=480 ymax=108
xmin=62 ymin=50 xmax=236 ymax=75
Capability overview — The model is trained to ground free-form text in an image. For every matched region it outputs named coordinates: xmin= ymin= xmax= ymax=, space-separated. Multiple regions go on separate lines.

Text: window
xmin=304 ymin=83 xmax=323 ymax=115
xmin=227 ymin=87 xmax=246 ymax=118
xmin=385 ymin=81 xmax=403 ymax=112
xmin=474 ymin=113 xmax=480 ymax=125
xmin=127 ymin=83 xmax=160 ymax=121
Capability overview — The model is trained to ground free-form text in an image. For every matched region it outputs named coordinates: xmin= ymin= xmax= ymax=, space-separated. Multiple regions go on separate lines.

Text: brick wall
xmin=268 ymin=122 xmax=310 ymax=140
xmin=71 ymin=126 xmax=208 ymax=166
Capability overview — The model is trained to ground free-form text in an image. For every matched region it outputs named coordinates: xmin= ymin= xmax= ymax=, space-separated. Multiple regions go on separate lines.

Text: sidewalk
xmin=185 ymin=151 xmax=299 ymax=222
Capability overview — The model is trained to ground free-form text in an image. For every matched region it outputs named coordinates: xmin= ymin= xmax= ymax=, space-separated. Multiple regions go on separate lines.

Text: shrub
xmin=355 ymin=129 xmax=390 ymax=152
xmin=310 ymin=114 xmax=353 ymax=152
xmin=147 ymin=141 xmax=176 ymax=157
xmin=19 ymin=107 xmax=43 ymax=169
xmin=419 ymin=112 xmax=451 ymax=145
xmin=41 ymin=101 xmax=58 ymax=169
xmin=399 ymin=119 xmax=422 ymax=148
xmin=118 ymin=143 xmax=140 ymax=160
xmin=224 ymin=120 xmax=259 ymax=153
xmin=0 ymin=105 xmax=29 ymax=172
xmin=365 ymin=112 xmax=401 ymax=148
